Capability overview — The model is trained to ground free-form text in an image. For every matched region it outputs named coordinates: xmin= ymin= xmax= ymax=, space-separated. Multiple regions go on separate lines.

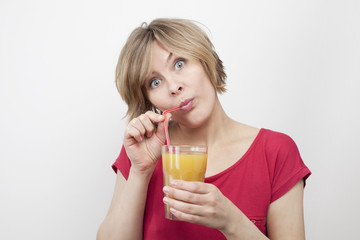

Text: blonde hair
xmin=116 ymin=18 xmax=227 ymax=120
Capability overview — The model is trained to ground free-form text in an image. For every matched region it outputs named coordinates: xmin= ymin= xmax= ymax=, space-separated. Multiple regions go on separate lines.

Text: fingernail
xmin=170 ymin=180 xmax=178 ymax=187
xmin=163 ymin=186 xmax=170 ymax=194
xmin=163 ymin=197 xmax=169 ymax=204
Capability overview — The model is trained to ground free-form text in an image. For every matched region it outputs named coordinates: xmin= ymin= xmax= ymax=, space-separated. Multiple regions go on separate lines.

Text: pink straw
xmin=162 ymin=106 xmax=182 ymax=145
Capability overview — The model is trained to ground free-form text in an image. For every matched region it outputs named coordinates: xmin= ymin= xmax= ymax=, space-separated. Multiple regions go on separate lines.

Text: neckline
xmin=204 ymin=128 xmax=265 ymax=181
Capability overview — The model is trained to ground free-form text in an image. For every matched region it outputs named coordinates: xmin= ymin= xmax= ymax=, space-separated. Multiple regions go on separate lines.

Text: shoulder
xmin=258 ymin=128 xmax=298 ymax=151
xmin=257 ymin=129 xmax=306 ymax=173
xmin=247 ymin=128 xmax=304 ymax=172
xmin=230 ymin=122 xmax=260 ymax=143
xmin=261 ymin=128 xmax=294 ymax=141
xmin=228 ymin=122 xmax=297 ymax=153
xmin=258 ymin=130 xmax=311 ymax=203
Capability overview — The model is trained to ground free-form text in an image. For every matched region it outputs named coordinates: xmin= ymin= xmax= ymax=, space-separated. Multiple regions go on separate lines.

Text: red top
xmin=112 ymin=128 xmax=311 ymax=239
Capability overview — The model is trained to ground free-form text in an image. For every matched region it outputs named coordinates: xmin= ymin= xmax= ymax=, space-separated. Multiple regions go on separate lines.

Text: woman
xmin=97 ymin=18 xmax=311 ymax=240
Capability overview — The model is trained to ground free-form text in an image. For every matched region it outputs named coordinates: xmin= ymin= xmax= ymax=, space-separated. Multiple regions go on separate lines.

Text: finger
xmin=163 ymin=186 xmax=204 ymax=205
xmin=163 ymin=112 xmax=172 ymax=130
xmin=170 ymin=180 xmax=210 ymax=194
xmin=164 ymin=112 xmax=172 ymax=122
xmin=126 ymin=126 xmax=143 ymax=142
xmin=163 ymin=196 xmax=203 ymax=216
xmin=129 ymin=117 xmax=146 ymax=137
xmin=144 ymin=111 xmax=165 ymax=123
xmin=142 ymin=111 xmax=166 ymax=138
xmin=138 ymin=114 xmax=155 ymax=138
xmin=154 ymin=113 xmax=168 ymax=142
xmin=168 ymin=206 xmax=204 ymax=224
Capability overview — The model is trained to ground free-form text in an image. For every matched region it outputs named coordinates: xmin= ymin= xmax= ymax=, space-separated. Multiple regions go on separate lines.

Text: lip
xmin=179 ymin=98 xmax=194 ymax=111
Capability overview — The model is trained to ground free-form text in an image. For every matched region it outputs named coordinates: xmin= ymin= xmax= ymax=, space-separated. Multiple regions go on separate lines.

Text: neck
xmin=171 ymin=98 xmax=234 ymax=148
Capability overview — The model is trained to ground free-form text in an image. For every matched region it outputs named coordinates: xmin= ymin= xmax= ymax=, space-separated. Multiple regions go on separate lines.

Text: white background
xmin=1 ymin=0 xmax=359 ymax=239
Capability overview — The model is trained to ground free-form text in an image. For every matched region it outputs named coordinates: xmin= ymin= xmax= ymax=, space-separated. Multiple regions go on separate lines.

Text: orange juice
xmin=162 ymin=145 xmax=207 ymax=219
xmin=162 ymin=152 xmax=207 ymax=183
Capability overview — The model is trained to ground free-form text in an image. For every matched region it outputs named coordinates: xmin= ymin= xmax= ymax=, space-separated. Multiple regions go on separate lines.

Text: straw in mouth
xmin=162 ymin=106 xmax=182 ymax=145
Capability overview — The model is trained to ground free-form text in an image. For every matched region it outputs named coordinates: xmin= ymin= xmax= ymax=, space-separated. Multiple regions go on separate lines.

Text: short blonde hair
xmin=116 ymin=18 xmax=227 ymax=120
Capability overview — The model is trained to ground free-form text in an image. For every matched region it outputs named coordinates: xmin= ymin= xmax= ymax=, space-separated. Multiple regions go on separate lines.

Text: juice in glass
xmin=162 ymin=145 xmax=207 ymax=220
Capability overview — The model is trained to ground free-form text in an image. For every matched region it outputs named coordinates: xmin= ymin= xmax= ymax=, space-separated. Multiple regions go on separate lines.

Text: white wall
xmin=1 ymin=0 xmax=359 ymax=239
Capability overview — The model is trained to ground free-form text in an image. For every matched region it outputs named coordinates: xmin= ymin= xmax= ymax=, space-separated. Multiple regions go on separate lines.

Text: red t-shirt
xmin=112 ymin=128 xmax=311 ymax=239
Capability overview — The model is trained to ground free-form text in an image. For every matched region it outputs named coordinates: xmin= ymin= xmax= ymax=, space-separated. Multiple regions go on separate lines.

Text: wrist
xmin=218 ymin=204 xmax=242 ymax=238
xmin=219 ymin=205 xmax=268 ymax=240
xmin=128 ymin=167 xmax=154 ymax=183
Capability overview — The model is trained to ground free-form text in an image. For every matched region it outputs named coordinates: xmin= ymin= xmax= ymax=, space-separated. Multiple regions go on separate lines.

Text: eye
xmin=149 ymin=78 xmax=161 ymax=88
xmin=174 ymin=59 xmax=185 ymax=70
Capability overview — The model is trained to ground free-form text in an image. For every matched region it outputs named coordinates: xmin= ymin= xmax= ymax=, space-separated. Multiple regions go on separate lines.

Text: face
xmin=144 ymin=41 xmax=217 ymax=128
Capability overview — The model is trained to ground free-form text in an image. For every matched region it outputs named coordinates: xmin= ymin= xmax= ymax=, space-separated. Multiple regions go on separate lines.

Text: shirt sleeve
xmin=266 ymin=131 xmax=311 ymax=203
xmin=112 ymin=145 xmax=131 ymax=180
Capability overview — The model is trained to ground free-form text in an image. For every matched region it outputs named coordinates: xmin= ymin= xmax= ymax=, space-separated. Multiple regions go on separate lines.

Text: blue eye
xmin=174 ymin=60 xmax=185 ymax=70
xmin=149 ymin=78 xmax=161 ymax=88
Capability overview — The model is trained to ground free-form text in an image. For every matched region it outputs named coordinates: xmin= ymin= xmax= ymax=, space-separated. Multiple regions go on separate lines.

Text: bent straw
xmin=162 ymin=106 xmax=182 ymax=145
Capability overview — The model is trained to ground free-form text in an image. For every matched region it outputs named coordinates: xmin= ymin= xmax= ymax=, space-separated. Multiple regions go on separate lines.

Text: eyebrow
xmin=167 ymin=53 xmax=173 ymax=63
xmin=148 ymin=52 xmax=175 ymax=78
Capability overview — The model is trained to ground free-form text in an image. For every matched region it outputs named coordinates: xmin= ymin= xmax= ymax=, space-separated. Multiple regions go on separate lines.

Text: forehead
xmin=151 ymin=41 xmax=172 ymax=64
xmin=150 ymin=41 xmax=191 ymax=67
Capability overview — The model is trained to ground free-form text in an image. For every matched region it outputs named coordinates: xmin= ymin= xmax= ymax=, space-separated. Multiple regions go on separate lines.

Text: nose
xmin=170 ymin=85 xmax=183 ymax=95
xmin=168 ymin=79 xmax=183 ymax=95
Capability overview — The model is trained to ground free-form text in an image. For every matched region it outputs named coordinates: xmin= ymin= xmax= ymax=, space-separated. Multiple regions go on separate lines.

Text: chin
xmin=178 ymin=110 xmax=210 ymax=128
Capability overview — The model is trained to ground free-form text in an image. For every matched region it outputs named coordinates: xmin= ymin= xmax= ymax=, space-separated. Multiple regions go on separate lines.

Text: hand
xmin=162 ymin=180 xmax=238 ymax=232
xmin=124 ymin=111 xmax=169 ymax=175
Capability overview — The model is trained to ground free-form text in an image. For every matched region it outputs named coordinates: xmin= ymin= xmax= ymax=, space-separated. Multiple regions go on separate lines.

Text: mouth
xmin=179 ymin=98 xmax=195 ymax=111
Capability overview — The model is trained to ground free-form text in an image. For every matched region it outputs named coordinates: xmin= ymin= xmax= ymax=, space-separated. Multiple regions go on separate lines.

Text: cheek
xmin=197 ymin=76 xmax=216 ymax=97
xmin=146 ymin=91 xmax=171 ymax=111
xmin=194 ymin=68 xmax=213 ymax=91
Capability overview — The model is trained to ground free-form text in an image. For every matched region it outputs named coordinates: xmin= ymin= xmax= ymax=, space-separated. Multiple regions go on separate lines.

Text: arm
xmin=225 ymin=179 xmax=306 ymax=239
xmin=97 ymin=111 xmax=167 ymax=240
xmin=266 ymin=179 xmax=306 ymax=240
xmin=163 ymin=180 xmax=269 ymax=240
xmin=96 ymin=169 xmax=152 ymax=240
xmin=163 ymin=179 xmax=306 ymax=239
